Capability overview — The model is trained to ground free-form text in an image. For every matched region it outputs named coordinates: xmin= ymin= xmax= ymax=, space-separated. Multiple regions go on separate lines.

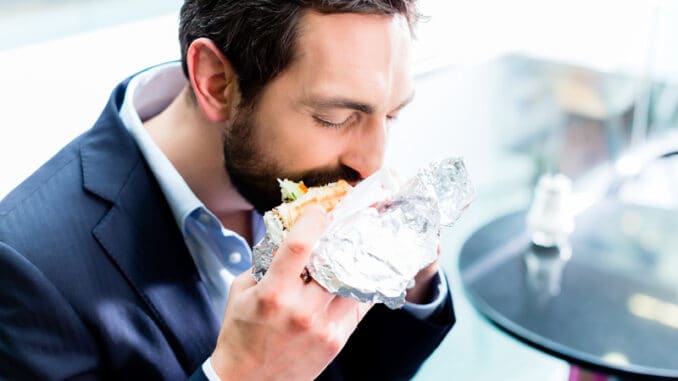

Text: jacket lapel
xmin=81 ymin=80 xmax=221 ymax=373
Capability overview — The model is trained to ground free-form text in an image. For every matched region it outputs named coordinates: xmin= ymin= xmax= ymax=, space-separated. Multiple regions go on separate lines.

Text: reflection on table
xmin=459 ymin=198 xmax=678 ymax=380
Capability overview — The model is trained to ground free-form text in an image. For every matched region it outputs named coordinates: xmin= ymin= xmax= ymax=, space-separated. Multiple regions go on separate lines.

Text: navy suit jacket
xmin=0 ymin=77 xmax=455 ymax=380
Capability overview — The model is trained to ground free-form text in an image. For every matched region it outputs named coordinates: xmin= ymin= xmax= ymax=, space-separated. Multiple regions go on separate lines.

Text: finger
xmin=357 ymin=301 xmax=373 ymax=319
xmin=265 ymin=205 xmax=327 ymax=286
xmin=293 ymin=280 xmax=338 ymax=317
xmin=329 ymin=299 xmax=373 ymax=343
xmin=231 ymin=268 xmax=257 ymax=293
xmin=324 ymin=296 xmax=373 ymax=330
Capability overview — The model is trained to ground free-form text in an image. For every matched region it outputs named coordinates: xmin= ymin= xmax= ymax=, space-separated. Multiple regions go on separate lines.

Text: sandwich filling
xmin=263 ymin=179 xmax=352 ymax=245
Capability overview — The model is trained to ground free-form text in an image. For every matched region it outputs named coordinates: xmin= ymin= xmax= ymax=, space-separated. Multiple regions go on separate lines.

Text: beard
xmin=223 ymin=105 xmax=361 ymax=214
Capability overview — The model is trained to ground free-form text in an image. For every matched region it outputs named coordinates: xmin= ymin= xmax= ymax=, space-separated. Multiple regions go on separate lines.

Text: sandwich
xmin=253 ymin=157 xmax=474 ymax=308
xmin=263 ymin=179 xmax=353 ymax=245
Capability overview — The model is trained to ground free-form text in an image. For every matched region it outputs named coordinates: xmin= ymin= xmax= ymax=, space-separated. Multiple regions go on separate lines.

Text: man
xmin=0 ymin=1 xmax=455 ymax=380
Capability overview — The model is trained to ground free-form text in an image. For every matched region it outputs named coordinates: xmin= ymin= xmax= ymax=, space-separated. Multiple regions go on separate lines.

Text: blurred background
xmin=1 ymin=1 xmax=677 ymax=380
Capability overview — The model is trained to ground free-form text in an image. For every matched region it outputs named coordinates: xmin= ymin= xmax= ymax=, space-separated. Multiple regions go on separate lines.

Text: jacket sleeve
xmin=0 ymin=241 xmax=101 ymax=380
xmin=324 ymin=274 xmax=456 ymax=381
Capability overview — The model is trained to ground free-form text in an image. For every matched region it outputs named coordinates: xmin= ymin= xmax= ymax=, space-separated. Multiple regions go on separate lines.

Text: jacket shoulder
xmin=0 ymin=131 xmax=110 ymax=263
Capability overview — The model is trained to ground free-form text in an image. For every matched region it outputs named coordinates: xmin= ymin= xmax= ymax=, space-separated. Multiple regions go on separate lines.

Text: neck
xmin=143 ymin=85 xmax=254 ymax=241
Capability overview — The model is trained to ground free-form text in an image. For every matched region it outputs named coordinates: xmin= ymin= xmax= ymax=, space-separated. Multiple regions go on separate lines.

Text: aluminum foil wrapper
xmin=253 ymin=157 xmax=474 ymax=309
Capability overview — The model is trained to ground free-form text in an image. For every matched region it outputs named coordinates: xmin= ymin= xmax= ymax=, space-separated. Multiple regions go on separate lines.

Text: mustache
xmin=293 ymin=165 xmax=362 ymax=187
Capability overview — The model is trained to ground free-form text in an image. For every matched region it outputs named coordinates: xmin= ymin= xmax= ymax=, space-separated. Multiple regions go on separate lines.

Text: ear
xmin=186 ymin=38 xmax=240 ymax=123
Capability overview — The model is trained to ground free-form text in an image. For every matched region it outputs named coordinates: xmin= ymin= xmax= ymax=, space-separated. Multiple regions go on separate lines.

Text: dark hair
xmin=179 ymin=0 xmax=419 ymax=106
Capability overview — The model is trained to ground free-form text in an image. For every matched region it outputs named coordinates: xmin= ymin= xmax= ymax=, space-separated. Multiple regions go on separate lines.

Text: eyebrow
xmin=394 ymin=91 xmax=416 ymax=112
xmin=304 ymin=91 xmax=415 ymax=114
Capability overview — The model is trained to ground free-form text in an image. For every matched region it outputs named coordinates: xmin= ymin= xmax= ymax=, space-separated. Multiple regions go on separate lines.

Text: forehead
xmin=288 ymin=11 xmax=414 ymax=104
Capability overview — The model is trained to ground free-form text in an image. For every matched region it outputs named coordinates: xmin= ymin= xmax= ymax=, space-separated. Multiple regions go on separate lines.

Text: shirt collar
xmin=118 ymin=62 xmax=265 ymax=243
xmin=119 ymin=62 xmax=202 ymax=227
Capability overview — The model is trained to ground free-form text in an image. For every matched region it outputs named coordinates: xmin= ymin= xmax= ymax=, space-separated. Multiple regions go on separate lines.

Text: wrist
xmin=210 ymin=349 xmax=231 ymax=380
xmin=203 ymin=357 xmax=225 ymax=381
xmin=405 ymin=262 xmax=439 ymax=304
xmin=210 ymin=346 xmax=249 ymax=381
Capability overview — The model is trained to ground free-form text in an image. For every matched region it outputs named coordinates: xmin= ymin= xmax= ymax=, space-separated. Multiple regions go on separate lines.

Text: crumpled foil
xmin=253 ymin=157 xmax=474 ymax=309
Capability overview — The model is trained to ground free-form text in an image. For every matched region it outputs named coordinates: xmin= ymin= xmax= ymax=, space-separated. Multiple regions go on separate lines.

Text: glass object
xmin=526 ymin=174 xmax=575 ymax=247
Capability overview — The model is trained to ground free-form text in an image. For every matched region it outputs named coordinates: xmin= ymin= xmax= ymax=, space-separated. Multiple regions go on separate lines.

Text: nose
xmin=340 ymin=117 xmax=388 ymax=180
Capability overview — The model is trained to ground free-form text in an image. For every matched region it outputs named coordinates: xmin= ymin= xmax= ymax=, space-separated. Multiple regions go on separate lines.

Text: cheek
xmin=290 ymin=129 xmax=348 ymax=171
xmin=258 ymin=114 xmax=349 ymax=172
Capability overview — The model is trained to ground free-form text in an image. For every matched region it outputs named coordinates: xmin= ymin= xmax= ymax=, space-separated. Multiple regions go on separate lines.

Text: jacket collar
xmin=81 ymin=79 xmax=221 ymax=373
xmin=80 ymin=79 xmax=140 ymax=203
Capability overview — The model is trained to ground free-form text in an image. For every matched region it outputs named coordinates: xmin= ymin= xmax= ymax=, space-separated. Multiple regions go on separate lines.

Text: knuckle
xmin=256 ymin=288 xmax=282 ymax=314
xmin=313 ymin=323 xmax=347 ymax=356
xmin=290 ymin=312 xmax=314 ymax=331
xmin=312 ymin=326 xmax=331 ymax=344
xmin=285 ymin=240 xmax=310 ymax=258
xmin=324 ymin=335 xmax=344 ymax=356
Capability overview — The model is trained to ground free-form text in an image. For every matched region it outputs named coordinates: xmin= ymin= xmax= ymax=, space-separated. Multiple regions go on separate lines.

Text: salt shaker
xmin=526 ymin=174 xmax=575 ymax=248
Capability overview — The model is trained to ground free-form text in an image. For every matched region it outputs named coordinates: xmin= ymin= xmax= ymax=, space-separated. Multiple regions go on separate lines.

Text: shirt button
xmin=229 ymin=252 xmax=242 ymax=264
xmin=199 ymin=212 xmax=211 ymax=224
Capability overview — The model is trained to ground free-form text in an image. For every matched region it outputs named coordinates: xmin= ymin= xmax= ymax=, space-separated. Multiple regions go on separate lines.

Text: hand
xmin=211 ymin=205 xmax=373 ymax=381
xmin=405 ymin=244 xmax=441 ymax=304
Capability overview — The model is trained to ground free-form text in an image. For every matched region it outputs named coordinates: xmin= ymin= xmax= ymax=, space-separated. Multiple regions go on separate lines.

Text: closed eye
xmin=313 ymin=115 xmax=354 ymax=129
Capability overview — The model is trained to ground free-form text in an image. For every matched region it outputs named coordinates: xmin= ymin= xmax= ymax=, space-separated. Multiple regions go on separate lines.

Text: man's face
xmin=224 ymin=11 xmax=415 ymax=214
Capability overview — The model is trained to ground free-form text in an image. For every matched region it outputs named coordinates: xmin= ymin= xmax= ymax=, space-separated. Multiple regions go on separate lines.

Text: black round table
xmin=459 ymin=198 xmax=678 ymax=380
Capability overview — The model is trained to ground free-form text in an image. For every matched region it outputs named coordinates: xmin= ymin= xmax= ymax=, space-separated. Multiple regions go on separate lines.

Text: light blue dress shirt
xmin=119 ymin=62 xmax=448 ymax=379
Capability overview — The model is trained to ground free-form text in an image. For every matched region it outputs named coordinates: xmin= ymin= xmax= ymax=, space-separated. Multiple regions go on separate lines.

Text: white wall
xmin=0 ymin=15 xmax=181 ymax=198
